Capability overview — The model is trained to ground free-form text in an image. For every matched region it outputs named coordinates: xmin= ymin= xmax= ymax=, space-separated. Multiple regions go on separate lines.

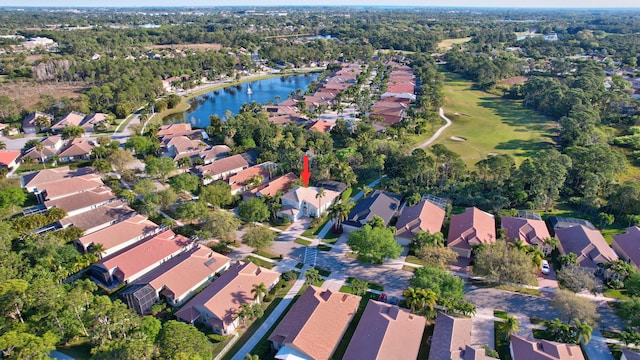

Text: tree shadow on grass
xmin=495 ymin=139 xmax=555 ymax=158
xmin=477 ymin=97 xmax=557 ymax=135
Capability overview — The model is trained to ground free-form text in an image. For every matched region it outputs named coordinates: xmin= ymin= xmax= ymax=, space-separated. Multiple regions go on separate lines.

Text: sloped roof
xmin=38 ymin=173 xmax=104 ymax=200
xmin=269 ymin=286 xmax=360 ymax=360
xmin=345 ymin=190 xmax=402 ymax=228
xmin=501 ymin=216 xmax=551 ymax=246
xmin=23 ymin=111 xmax=53 ymax=129
xmin=196 ymin=154 xmax=249 ymax=177
xmin=199 ymin=145 xmax=231 ymax=162
xmin=228 ymin=164 xmax=271 ymax=192
xmin=95 ymin=229 xmax=192 ymax=282
xmin=22 ymin=146 xmax=57 ymax=161
xmin=556 ymin=225 xmax=618 ymax=269
xmin=447 ymin=207 xmax=496 ymax=251
xmin=613 ymin=226 xmax=640 ymax=268
xmin=165 ymin=136 xmax=206 ymax=154
xmin=76 ymin=214 xmax=158 ymax=250
xmin=0 ymin=150 xmax=21 ymax=166
xmin=396 ymin=198 xmax=446 ymax=239
xmin=81 ymin=113 xmax=109 ymax=127
xmin=253 ymin=172 xmax=298 ymax=198
xmin=51 ymin=112 xmax=86 ymax=130
xmin=343 ymin=300 xmax=425 ymax=360
xmin=158 ymin=123 xmax=192 ymax=136
xmin=42 ymin=135 xmax=62 ymax=148
xmin=174 ymin=262 xmax=280 ymax=329
xmin=44 ymin=186 xmax=115 ymax=213
xmin=58 ymin=138 xmax=94 ymax=158
xmin=131 ymin=245 xmax=230 ymax=301
xmin=281 ymin=186 xmax=341 ymax=209
xmin=429 ymin=312 xmax=473 ymax=360
xmin=306 ymin=120 xmax=335 ymax=133
xmin=622 ymin=349 xmax=640 ymax=360
xmin=510 ymin=335 xmax=584 ymax=360
xmin=21 ymin=166 xmax=94 ymax=190
xmin=59 ymin=199 xmax=135 ymax=232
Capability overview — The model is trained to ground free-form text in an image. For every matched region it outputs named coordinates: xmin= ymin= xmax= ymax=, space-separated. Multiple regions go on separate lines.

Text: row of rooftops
xmin=22 ymin=111 xmax=111 ymax=133
xmin=369 ymin=61 xmax=416 ymax=126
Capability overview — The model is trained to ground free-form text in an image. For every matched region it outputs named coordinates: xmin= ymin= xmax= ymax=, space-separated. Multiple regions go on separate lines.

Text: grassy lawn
xmin=494 ymin=310 xmax=508 ymax=319
xmin=435 ymin=70 xmax=556 ymax=166
xmin=301 ymin=218 xmax=330 ymax=238
xmin=405 ymin=255 xmax=427 ymax=266
xmin=437 ymin=37 xmax=472 ymax=50
xmin=316 ymin=267 xmax=331 ymax=277
xmin=317 ymin=244 xmax=332 ymax=251
xmin=245 ymin=256 xmax=276 ymax=269
xmin=603 ymin=288 xmax=630 ymax=301
xmin=322 ymin=231 xmax=341 ymax=243
xmin=495 ymin=284 xmax=541 ymax=296
xmin=332 ymin=291 xmax=380 ymax=359
xmin=252 ymin=249 xmax=280 ymax=260
xmin=294 ymin=238 xmax=312 ymax=246
xmin=402 ymin=265 xmax=417 ymax=273
xmin=346 ymin=277 xmax=384 ymax=291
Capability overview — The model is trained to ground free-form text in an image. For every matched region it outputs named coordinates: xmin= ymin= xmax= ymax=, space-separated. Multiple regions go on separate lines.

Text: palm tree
xmin=0 ymin=141 xmax=6 ymax=150
xmin=419 ymin=288 xmax=437 ymax=315
xmin=251 ymin=282 xmax=268 ymax=303
xmin=315 ymin=188 xmax=325 ymax=217
xmin=502 ymin=315 xmax=520 ymax=340
xmin=34 ymin=141 xmax=45 ymax=167
xmin=572 ymin=318 xmax=593 ymax=345
xmin=403 ymin=287 xmax=420 ymax=313
xmin=237 ymin=303 xmax=253 ymax=325
xmin=360 ymin=185 xmax=372 ymax=198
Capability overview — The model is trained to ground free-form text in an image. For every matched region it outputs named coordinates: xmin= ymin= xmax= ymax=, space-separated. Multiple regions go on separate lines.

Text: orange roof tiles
xmin=343 ymin=300 xmax=425 ymax=360
xmin=252 ymin=172 xmax=298 ymax=198
xmin=306 ymin=120 xmax=335 ymax=133
xmin=269 ymin=286 xmax=360 ymax=360
xmin=447 ymin=207 xmax=496 ymax=253
xmin=396 ymin=198 xmax=446 ymax=239
xmin=0 ymin=150 xmax=20 ymax=167
xmin=158 ymin=123 xmax=192 ymax=136
xmin=228 ymin=164 xmax=271 ymax=192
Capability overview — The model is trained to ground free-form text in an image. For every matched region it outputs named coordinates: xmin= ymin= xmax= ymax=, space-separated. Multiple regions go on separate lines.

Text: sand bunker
xmin=451 ymin=136 xmax=467 ymax=141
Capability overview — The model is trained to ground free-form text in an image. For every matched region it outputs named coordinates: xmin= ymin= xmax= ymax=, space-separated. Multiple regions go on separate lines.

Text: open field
xmin=437 ymin=37 xmax=472 ymax=50
xmin=144 ymin=43 xmax=223 ymax=51
xmin=433 ymin=71 xmax=556 ymax=166
xmin=0 ymin=81 xmax=86 ymax=111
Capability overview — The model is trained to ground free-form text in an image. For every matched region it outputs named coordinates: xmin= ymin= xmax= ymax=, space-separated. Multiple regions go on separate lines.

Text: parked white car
xmin=541 ymin=260 xmax=551 ymax=275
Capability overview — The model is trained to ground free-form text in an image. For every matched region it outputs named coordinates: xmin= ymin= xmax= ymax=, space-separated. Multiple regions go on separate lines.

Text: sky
xmin=1 ymin=0 xmax=639 ymax=8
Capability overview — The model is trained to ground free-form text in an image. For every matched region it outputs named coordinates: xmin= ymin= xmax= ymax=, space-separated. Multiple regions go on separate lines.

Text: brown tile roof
xmin=58 ymin=138 xmax=94 ymax=158
xmin=131 ymin=245 xmax=230 ymax=302
xmin=21 ymin=166 xmax=94 ymax=190
xmin=228 ymin=164 xmax=271 ymax=192
xmin=448 ymin=207 xmax=496 ymax=252
xmin=196 ymin=154 xmax=249 ymax=177
xmin=199 ymin=145 xmax=231 ymax=162
xmin=343 ymin=300 xmax=425 ymax=360
xmin=44 ymin=186 xmax=116 ymax=213
xmin=174 ymin=262 xmax=280 ymax=330
xmin=22 ymin=146 xmax=57 ymax=161
xmin=51 ymin=112 xmax=86 ymax=130
xmin=0 ymin=150 xmax=20 ymax=167
xmin=158 ymin=123 xmax=192 ymax=136
xmin=396 ymin=198 xmax=446 ymax=239
xmin=501 ymin=216 xmax=551 ymax=246
xmin=59 ymin=199 xmax=135 ymax=232
xmin=306 ymin=120 xmax=335 ymax=133
xmin=252 ymin=172 xmax=298 ymax=198
xmin=23 ymin=111 xmax=53 ymax=130
xmin=38 ymin=173 xmax=104 ymax=200
xmin=76 ymin=214 xmax=159 ymax=251
xmin=164 ymin=136 xmax=206 ymax=154
xmin=429 ymin=312 xmax=473 ymax=360
xmin=510 ymin=335 xmax=584 ymax=360
xmin=556 ymin=225 xmax=618 ymax=269
xmin=95 ymin=229 xmax=192 ymax=283
xmin=386 ymin=84 xmax=415 ymax=94
xmin=613 ymin=227 xmax=640 ymax=268
xmin=41 ymin=135 xmax=62 ymax=148
xmin=81 ymin=113 xmax=109 ymax=128
xmin=269 ymin=286 xmax=360 ymax=360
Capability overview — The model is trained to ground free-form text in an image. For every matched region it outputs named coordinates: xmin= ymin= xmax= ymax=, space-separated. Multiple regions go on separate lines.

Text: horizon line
xmin=2 ymin=5 xmax=640 ymax=10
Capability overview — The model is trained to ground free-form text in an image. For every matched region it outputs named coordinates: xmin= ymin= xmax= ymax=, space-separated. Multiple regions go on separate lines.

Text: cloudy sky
xmin=2 ymin=0 xmax=639 ymax=8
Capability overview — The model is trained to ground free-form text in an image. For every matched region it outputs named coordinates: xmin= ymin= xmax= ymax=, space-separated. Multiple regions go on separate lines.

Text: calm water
xmin=169 ymin=73 xmax=320 ymax=128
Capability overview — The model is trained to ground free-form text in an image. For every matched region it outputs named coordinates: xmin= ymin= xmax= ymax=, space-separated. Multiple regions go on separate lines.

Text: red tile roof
xmin=228 ymin=164 xmax=271 ymax=192
xmin=44 ymin=186 xmax=116 ymax=214
xmin=556 ymin=225 xmax=618 ymax=269
xmin=21 ymin=166 xmax=94 ymax=191
xmin=306 ymin=120 xmax=335 ymax=133
xmin=613 ymin=226 xmax=640 ymax=268
xmin=269 ymin=286 xmax=360 ymax=360
xmin=196 ymin=154 xmax=249 ymax=178
xmin=0 ymin=150 xmax=20 ymax=167
xmin=396 ymin=199 xmax=446 ymax=239
xmin=510 ymin=335 xmax=584 ymax=360
xmin=58 ymin=138 xmax=94 ymax=158
xmin=38 ymin=173 xmax=104 ymax=200
xmin=343 ymin=300 xmax=425 ymax=360
xmin=447 ymin=207 xmax=496 ymax=253
xmin=252 ymin=172 xmax=298 ymax=198
xmin=158 ymin=123 xmax=192 ymax=136
xmin=501 ymin=216 xmax=551 ymax=247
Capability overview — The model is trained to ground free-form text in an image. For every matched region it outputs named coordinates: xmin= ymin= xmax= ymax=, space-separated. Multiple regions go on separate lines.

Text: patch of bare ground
xmin=451 ymin=136 xmax=467 ymax=141
xmin=499 ymin=76 xmax=528 ymax=87
xmin=144 ymin=43 xmax=223 ymax=51
xmin=0 ymin=81 xmax=87 ymax=110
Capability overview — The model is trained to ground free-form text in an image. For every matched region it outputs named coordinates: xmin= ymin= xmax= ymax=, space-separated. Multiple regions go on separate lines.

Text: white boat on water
xmin=247 ymin=85 xmax=253 ymax=95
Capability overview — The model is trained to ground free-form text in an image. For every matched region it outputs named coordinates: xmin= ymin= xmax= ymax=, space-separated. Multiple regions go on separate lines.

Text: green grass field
xmin=437 ymin=37 xmax=472 ymax=50
xmin=434 ymin=71 xmax=556 ymax=166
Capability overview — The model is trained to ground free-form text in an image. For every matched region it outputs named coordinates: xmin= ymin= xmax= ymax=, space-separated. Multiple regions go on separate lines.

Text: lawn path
xmin=414 ymin=107 xmax=452 ymax=150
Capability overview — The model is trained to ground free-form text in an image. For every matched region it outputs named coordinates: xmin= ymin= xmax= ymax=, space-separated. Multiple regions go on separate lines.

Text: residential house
xmin=278 ymin=186 xmax=341 ymax=221
xmin=0 ymin=150 xmax=21 ymax=169
xmin=556 ymin=225 xmax=618 ymax=271
xmin=58 ymin=138 xmax=94 ymax=163
xmin=22 ymin=111 xmax=53 ymax=133
xmin=0 ymin=123 xmax=18 ymax=136
xmin=548 ymin=216 xmax=596 ymax=235
xmin=613 ymin=227 xmax=640 ymax=268
xmin=306 ymin=120 xmax=335 ymax=133
xmin=21 ymin=166 xmax=94 ymax=193
xmin=157 ymin=123 xmax=195 ymax=139
xmin=163 ymin=136 xmax=207 ymax=159
xmin=246 ymin=172 xmax=298 ymax=200
xmin=51 ymin=112 xmax=86 ymax=132
xmin=198 ymin=145 xmax=231 ymax=165
xmin=89 ymin=229 xmax=194 ymax=289
xmin=510 ymin=335 xmax=584 ymax=360
xmin=395 ymin=198 xmax=446 ymax=245
xmin=227 ymin=163 xmax=275 ymax=195
xmin=195 ymin=154 xmax=249 ymax=185
xmin=343 ymin=300 xmax=426 ymax=360
xmin=447 ymin=207 xmax=496 ymax=258
xmin=81 ymin=113 xmax=110 ymax=132
xmin=59 ymin=199 xmax=135 ymax=235
xmin=121 ymin=246 xmax=231 ymax=314
xmin=501 ymin=215 xmax=552 ymax=254
xmin=342 ymin=190 xmax=402 ymax=232
xmin=33 ymin=173 xmax=104 ymax=203
xmin=174 ymin=261 xmax=280 ymax=335
xmin=622 ymin=349 xmax=640 ymax=360
xmin=74 ymin=214 xmax=160 ymax=257
xmin=44 ymin=186 xmax=116 ymax=217
xmin=314 ymin=180 xmax=348 ymax=194
xmin=22 ymin=135 xmax=64 ymax=163
xmin=269 ymin=286 xmax=360 ymax=360
xmin=429 ymin=312 xmax=496 ymax=360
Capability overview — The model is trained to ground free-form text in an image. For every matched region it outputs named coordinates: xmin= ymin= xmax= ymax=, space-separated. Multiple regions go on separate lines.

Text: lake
xmin=169 ymin=72 xmax=320 ymax=128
